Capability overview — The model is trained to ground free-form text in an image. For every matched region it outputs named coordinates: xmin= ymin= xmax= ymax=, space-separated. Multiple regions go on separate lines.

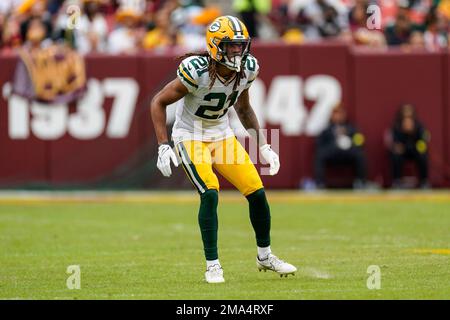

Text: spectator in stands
xmin=167 ymin=3 xmax=221 ymax=52
xmin=53 ymin=0 xmax=108 ymax=53
xmin=268 ymin=0 xmax=305 ymax=43
xmin=17 ymin=0 xmax=53 ymax=44
xmin=388 ymin=103 xmax=430 ymax=189
xmin=66 ymin=0 xmax=109 ymax=54
xmin=2 ymin=14 xmax=23 ymax=51
xmin=142 ymin=7 xmax=180 ymax=51
xmin=423 ymin=6 xmax=448 ymax=51
xmin=268 ymin=0 xmax=288 ymax=35
xmin=0 ymin=0 xmax=449 ymax=53
xmin=348 ymin=0 xmax=368 ymax=32
xmin=348 ymin=0 xmax=386 ymax=47
xmin=384 ymin=5 xmax=414 ymax=46
xmin=408 ymin=0 xmax=434 ymax=26
xmin=46 ymin=0 xmax=66 ymax=16
xmin=0 ymin=2 xmax=22 ymax=50
xmin=233 ymin=0 xmax=272 ymax=38
xmin=300 ymin=0 xmax=349 ymax=40
xmin=408 ymin=30 xmax=426 ymax=49
xmin=314 ymin=104 xmax=367 ymax=189
xmin=378 ymin=0 xmax=400 ymax=28
xmin=107 ymin=1 xmax=146 ymax=54
xmin=22 ymin=16 xmax=52 ymax=50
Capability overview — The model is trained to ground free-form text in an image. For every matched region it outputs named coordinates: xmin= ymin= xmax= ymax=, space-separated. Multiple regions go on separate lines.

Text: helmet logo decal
xmin=209 ymin=21 xmax=221 ymax=32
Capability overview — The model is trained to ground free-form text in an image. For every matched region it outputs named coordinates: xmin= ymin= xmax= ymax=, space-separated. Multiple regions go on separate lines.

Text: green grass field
xmin=0 ymin=191 xmax=449 ymax=300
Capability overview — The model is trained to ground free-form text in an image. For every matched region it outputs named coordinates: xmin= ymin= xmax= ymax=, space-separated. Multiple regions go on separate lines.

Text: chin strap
xmin=221 ymin=55 xmax=242 ymax=72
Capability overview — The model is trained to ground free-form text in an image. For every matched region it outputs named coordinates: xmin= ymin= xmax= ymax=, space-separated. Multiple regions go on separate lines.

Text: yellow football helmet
xmin=206 ymin=15 xmax=251 ymax=72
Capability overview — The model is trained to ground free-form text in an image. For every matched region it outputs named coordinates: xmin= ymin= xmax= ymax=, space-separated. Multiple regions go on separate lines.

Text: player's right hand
xmin=157 ymin=143 xmax=179 ymax=177
xmin=259 ymin=144 xmax=280 ymax=176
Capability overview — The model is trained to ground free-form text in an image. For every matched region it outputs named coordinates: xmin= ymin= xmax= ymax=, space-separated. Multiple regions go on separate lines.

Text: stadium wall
xmin=0 ymin=43 xmax=449 ymax=189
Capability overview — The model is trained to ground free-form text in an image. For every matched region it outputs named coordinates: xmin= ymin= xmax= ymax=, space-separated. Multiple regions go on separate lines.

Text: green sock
xmin=246 ymin=188 xmax=271 ymax=247
xmin=198 ymin=189 xmax=219 ymax=260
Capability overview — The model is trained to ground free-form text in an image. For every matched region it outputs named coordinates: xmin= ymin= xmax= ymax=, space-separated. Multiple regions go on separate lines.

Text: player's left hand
xmin=260 ymin=144 xmax=280 ymax=176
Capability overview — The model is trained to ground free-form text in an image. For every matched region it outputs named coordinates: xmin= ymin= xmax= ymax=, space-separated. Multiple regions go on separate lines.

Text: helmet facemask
xmin=216 ymin=39 xmax=251 ymax=72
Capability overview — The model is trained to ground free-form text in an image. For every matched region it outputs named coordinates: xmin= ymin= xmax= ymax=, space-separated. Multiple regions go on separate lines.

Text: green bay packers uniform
xmin=174 ymin=54 xmax=263 ymax=196
xmin=155 ymin=16 xmax=297 ymax=280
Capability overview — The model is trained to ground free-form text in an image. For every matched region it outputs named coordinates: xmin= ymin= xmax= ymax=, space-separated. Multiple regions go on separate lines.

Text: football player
xmin=151 ymin=15 xmax=297 ymax=283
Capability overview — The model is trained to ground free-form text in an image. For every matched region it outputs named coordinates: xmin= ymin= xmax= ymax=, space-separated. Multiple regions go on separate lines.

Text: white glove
xmin=260 ymin=144 xmax=280 ymax=176
xmin=157 ymin=144 xmax=179 ymax=177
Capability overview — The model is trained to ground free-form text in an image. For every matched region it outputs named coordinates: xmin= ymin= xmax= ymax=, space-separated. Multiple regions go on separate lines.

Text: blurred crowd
xmin=0 ymin=0 xmax=449 ymax=55
xmin=271 ymin=0 xmax=450 ymax=50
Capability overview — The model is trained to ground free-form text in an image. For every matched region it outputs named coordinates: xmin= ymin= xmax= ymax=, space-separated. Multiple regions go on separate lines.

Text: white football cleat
xmin=205 ymin=264 xmax=225 ymax=283
xmin=257 ymin=253 xmax=297 ymax=277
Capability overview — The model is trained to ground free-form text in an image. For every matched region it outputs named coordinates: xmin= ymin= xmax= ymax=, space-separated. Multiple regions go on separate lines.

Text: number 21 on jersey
xmin=195 ymin=90 xmax=239 ymax=120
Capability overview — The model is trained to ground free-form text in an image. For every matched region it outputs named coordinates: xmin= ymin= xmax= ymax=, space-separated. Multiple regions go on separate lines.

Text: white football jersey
xmin=172 ymin=54 xmax=259 ymax=143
